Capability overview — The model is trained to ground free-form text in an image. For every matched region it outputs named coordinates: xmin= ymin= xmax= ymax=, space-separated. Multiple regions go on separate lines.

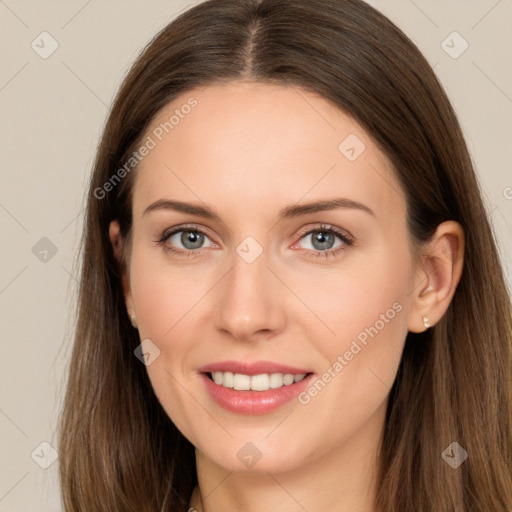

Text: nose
xmin=213 ymin=243 xmax=287 ymax=342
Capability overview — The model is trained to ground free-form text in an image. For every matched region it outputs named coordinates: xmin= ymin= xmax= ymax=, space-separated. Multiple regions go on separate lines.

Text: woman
xmin=58 ymin=0 xmax=512 ymax=510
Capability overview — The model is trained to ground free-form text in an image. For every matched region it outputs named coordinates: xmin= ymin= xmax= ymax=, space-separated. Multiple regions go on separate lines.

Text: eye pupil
xmin=182 ymin=231 xmax=204 ymax=249
xmin=312 ymin=231 xmax=334 ymax=250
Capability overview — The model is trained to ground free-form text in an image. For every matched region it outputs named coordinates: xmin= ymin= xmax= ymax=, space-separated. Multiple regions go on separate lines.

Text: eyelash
xmin=156 ymin=223 xmax=354 ymax=260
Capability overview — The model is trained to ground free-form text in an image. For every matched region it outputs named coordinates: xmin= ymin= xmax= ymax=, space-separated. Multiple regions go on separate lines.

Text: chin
xmin=198 ymin=438 xmax=319 ymax=475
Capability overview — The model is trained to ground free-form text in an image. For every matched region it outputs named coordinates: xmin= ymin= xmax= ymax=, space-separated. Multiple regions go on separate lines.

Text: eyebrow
xmin=143 ymin=197 xmax=375 ymax=220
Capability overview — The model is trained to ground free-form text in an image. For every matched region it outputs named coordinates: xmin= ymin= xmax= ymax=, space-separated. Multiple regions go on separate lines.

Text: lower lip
xmin=200 ymin=373 xmax=314 ymax=415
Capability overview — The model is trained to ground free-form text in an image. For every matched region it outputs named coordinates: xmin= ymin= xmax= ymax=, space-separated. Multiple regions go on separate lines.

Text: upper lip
xmin=197 ymin=360 xmax=312 ymax=376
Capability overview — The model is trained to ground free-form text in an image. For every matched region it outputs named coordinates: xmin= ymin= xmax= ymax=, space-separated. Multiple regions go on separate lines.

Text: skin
xmin=109 ymin=81 xmax=464 ymax=512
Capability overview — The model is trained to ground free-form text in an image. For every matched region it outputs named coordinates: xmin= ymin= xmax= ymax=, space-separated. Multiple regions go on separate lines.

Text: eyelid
xmin=159 ymin=223 xmax=214 ymax=243
xmin=294 ymin=223 xmax=354 ymax=244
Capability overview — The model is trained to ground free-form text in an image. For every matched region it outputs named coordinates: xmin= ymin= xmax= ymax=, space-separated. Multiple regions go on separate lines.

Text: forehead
xmin=132 ymin=81 xmax=405 ymax=223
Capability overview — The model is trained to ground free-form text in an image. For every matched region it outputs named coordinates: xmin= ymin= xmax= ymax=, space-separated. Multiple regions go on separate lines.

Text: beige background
xmin=0 ymin=0 xmax=511 ymax=510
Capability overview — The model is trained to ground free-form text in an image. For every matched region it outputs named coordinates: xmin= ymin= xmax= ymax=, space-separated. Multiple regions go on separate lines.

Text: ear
xmin=407 ymin=220 xmax=465 ymax=333
xmin=109 ymin=220 xmax=137 ymax=327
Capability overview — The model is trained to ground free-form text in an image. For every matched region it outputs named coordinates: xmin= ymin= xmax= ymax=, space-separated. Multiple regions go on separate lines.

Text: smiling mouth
xmin=205 ymin=371 xmax=313 ymax=391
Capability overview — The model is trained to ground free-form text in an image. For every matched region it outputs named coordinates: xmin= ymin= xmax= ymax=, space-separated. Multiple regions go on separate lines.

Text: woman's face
xmin=122 ymin=81 xmax=419 ymax=473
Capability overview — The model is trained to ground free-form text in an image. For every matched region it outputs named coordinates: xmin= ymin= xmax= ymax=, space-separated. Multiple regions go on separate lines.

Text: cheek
xmin=291 ymin=291 xmax=408 ymax=466
xmin=296 ymin=243 xmax=412 ymax=418
xmin=128 ymin=263 xmax=196 ymax=442
xmin=127 ymin=248 xmax=215 ymax=434
xmin=299 ymin=241 xmax=412 ymax=363
xmin=129 ymin=246 xmax=210 ymax=340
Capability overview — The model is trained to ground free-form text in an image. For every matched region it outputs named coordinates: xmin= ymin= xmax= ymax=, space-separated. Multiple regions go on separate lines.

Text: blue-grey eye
xmin=169 ymin=230 xmax=209 ymax=250
xmin=300 ymin=230 xmax=343 ymax=251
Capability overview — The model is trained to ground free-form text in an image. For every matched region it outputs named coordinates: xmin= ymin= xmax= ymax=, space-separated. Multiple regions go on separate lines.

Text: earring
xmin=423 ymin=316 xmax=430 ymax=329
xmin=129 ymin=314 xmax=138 ymax=328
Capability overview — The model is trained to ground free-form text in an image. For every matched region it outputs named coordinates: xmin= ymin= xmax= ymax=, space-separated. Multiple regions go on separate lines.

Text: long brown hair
xmin=58 ymin=0 xmax=512 ymax=510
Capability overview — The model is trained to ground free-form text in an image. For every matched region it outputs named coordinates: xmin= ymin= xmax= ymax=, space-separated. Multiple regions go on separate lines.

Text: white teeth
xmin=269 ymin=373 xmax=284 ymax=389
xmin=283 ymin=374 xmax=295 ymax=385
xmin=233 ymin=373 xmax=251 ymax=390
xmin=250 ymin=373 xmax=270 ymax=391
xmin=222 ymin=371 xmax=234 ymax=388
xmin=210 ymin=372 xmax=308 ymax=391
